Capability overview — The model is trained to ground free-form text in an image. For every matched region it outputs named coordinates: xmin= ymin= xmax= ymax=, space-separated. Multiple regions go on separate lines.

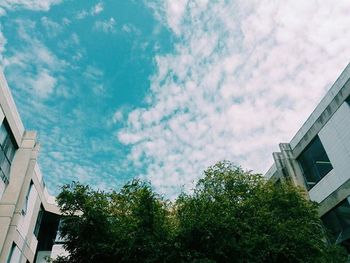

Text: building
xmin=0 ymin=71 xmax=65 ymax=263
xmin=265 ymin=63 xmax=350 ymax=250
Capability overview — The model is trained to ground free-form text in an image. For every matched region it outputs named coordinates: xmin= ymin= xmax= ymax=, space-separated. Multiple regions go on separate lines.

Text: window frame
xmin=0 ymin=119 xmax=17 ymax=185
xmin=297 ymin=135 xmax=333 ymax=190
xmin=22 ymin=181 xmax=34 ymax=216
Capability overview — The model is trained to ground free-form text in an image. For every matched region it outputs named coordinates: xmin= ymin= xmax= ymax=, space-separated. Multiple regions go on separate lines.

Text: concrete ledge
xmin=0 ymin=204 xmax=15 ymax=217
xmin=318 ymin=177 xmax=350 ymax=216
xmin=290 ymin=63 xmax=350 ymax=150
xmin=292 ymin=79 xmax=350 ymax=157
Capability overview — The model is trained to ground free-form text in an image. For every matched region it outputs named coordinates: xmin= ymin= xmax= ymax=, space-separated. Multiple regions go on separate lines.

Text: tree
xmin=52 ymin=162 xmax=347 ymax=263
xmin=54 ymin=180 xmax=176 ymax=263
xmin=174 ymin=161 xmax=347 ymax=262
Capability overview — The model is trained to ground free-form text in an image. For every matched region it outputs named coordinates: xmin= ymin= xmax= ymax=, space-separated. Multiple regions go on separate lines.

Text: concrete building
xmin=0 ymin=71 xmax=65 ymax=263
xmin=265 ymin=63 xmax=350 ymax=251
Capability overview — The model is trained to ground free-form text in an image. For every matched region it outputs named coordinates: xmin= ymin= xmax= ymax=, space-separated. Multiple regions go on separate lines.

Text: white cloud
xmin=29 ymin=70 xmax=57 ymax=98
xmin=91 ymin=2 xmax=103 ymax=15
xmin=94 ymin=17 xmax=116 ymax=33
xmin=76 ymin=2 xmax=104 ymax=19
xmin=0 ymin=27 xmax=7 ymax=63
xmin=3 ymin=20 xmax=66 ymax=98
xmin=41 ymin=16 xmax=62 ymax=37
xmin=62 ymin=17 xmax=71 ymax=25
xmin=112 ymin=110 xmax=123 ymax=123
xmin=117 ymin=0 xmax=350 ymax=197
xmin=0 ymin=7 xmax=6 ymax=16
xmin=49 ymin=151 xmax=64 ymax=161
xmin=0 ymin=0 xmax=62 ymax=11
xmin=122 ymin=24 xmax=140 ymax=35
xmin=83 ymin=65 xmax=103 ymax=81
xmin=76 ymin=10 xmax=88 ymax=20
xmin=82 ymin=65 xmax=107 ymax=96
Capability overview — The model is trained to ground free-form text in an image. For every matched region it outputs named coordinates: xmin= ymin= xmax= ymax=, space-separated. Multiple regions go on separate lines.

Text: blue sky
xmin=0 ymin=0 xmax=349 ymax=197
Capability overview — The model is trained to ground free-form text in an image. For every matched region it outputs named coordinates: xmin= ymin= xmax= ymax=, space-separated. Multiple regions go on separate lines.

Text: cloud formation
xmin=76 ymin=2 xmax=104 ymax=19
xmin=0 ymin=27 xmax=6 ymax=61
xmin=0 ymin=0 xmax=61 ymax=11
xmin=3 ymin=20 xmax=66 ymax=98
xmin=94 ymin=17 xmax=116 ymax=33
xmin=117 ymin=0 xmax=350 ymax=197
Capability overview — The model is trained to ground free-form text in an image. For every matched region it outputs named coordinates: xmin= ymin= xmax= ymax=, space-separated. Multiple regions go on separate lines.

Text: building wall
xmin=265 ymin=63 xmax=350 ymax=209
xmin=264 ymin=63 xmax=350 ymax=249
xmin=310 ymin=102 xmax=350 ymax=203
xmin=0 ymin=70 xmax=62 ymax=263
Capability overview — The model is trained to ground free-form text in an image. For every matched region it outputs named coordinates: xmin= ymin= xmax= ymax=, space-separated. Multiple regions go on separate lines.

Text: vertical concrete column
xmin=279 ymin=143 xmax=308 ymax=193
xmin=272 ymin=152 xmax=288 ymax=183
xmin=14 ymin=135 xmax=41 ymax=263
xmin=0 ymin=131 xmax=37 ymax=262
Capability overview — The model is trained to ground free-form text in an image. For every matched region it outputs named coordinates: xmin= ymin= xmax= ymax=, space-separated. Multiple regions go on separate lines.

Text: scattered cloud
xmin=0 ymin=0 xmax=62 ymax=11
xmin=62 ymin=17 xmax=71 ymax=25
xmin=28 ymin=69 xmax=57 ymax=98
xmin=35 ymin=117 xmax=125 ymax=195
xmin=0 ymin=0 xmax=133 ymax=195
xmin=41 ymin=16 xmax=63 ymax=37
xmin=94 ymin=17 xmax=116 ymax=33
xmin=3 ymin=20 xmax=66 ymax=98
xmin=83 ymin=65 xmax=103 ymax=81
xmin=112 ymin=110 xmax=123 ymax=124
xmin=76 ymin=10 xmax=88 ymax=20
xmin=0 ymin=26 xmax=7 ymax=62
xmin=122 ymin=23 xmax=140 ymax=35
xmin=0 ymin=7 xmax=6 ymax=16
xmin=91 ymin=2 xmax=103 ymax=15
xmin=117 ymin=0 xmax=350 ymax=197
xmin=82 ymin=65 xmax=107 ymax=96
xmin=76 ymin=2 xmax=104 ymax=19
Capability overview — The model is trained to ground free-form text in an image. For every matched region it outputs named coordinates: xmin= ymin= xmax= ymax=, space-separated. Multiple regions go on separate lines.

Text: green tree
xmin=52 ymin=162 xmax=347 ymax=263
xmin=174 ymin=161 xmax=347 ymax=262
xmin=54 ymin=180 xmax=176 ymax=263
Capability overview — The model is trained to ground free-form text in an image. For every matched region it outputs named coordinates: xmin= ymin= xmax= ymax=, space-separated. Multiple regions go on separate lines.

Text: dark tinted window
xmin=34 ymin=205 xmax=43 ymax=238
xmin=22 ymin=181 xmax=34 ymax=215
xmin=0 ymin=119 xmax=17 ymax=185
xmin=297 ymin=136 xmax=333 ymax=190
xmin=322 ymin=197 xmax=350 ymax=249
xmin=6 ymin=243 xmax=16 ymax=263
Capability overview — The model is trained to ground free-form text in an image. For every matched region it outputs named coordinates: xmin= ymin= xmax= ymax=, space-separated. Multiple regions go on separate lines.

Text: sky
xmin=0 ymin=0 xmax=350 ymax=198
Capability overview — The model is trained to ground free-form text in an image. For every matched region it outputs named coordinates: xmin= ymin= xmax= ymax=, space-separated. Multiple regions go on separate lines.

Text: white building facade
xmin=0 ymin=71 xmax=65 ymax=263
xmin=265 ymin=63 xmax=350 ymax=251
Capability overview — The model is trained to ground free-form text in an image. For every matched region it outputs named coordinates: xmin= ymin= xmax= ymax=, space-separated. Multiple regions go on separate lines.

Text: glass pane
xmin=0 ymin=124 xmax=7 ymax=146
xmin=34 ymin=206 xmax=43 ymax=238
xmin=0 ymin=169 xmax=8 ymax=184
xmin=3 ymin=136 xmax=15 ymax=162
xmin=5 ymin=141 xmax=15 ymax=162
xmin=322 ymin=198 xmax=350 ymax=244
xmin=1 ymin=158 xmax=10 ymax=179
xmin=297 ymin=136 xmax=333 ymax=189
xmin=7 ymin=244 xmax=20 ymax=263
xmin=0 ymin=149 xmax=6 ymax=165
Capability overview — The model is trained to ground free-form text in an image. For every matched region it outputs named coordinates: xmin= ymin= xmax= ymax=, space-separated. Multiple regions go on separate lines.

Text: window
xmin=297 ymin=136 xmax=333 ymax=190
xmin=6 ymin=243 xmax=15 ymax=263
xmin=0 ymin=119 xmax=17 ymax=185
xmin=322 ymin=197 xmax=350 ymax=251
xmin=55 ymin=219 xmax=66 ymax=244
xmin=22 ymin=181 xmax=33 ymax=215
xmin=34 ymin=205 xmax=43 ymax=238
xmin=6 ymin=243 xmax=20 ymax=263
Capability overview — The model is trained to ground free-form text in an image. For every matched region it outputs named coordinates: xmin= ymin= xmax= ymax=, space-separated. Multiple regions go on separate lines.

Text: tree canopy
xmin=52 ymin=161 xmax=347 ymax=263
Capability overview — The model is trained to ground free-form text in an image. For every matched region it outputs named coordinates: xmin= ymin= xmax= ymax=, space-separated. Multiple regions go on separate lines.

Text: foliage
xmin=54 ymin=179 xmax=175 ymax=263
xmin=52 ymin=161 xmax=347 ymax=263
